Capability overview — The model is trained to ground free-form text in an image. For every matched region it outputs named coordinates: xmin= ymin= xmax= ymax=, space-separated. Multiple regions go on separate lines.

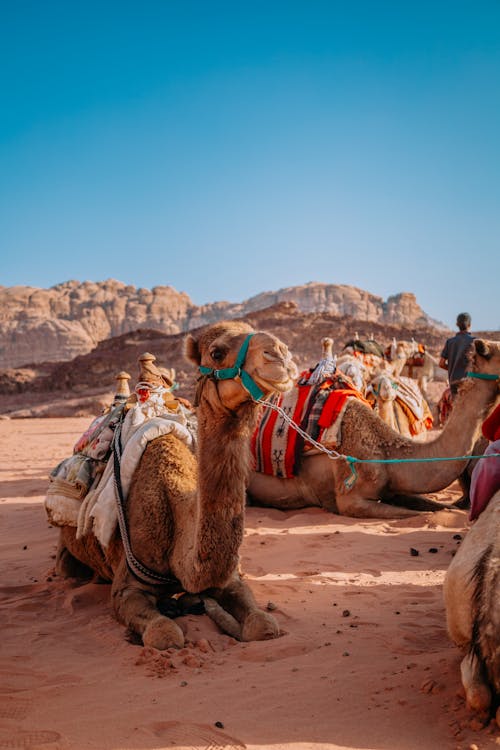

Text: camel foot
xmin=461 ymin=655 xmax=492 ymax=713
xmin=142 ymin=615 xmax=185 ymax=650
xmin=241 ymin=610 xmax=279 ymax=642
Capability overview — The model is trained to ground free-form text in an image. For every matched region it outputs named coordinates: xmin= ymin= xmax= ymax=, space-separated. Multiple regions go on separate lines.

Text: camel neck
xmin=393 ymin=378 xmax=499 ymax=494
xmin=170 ymin=397 xmax=256 ymax=593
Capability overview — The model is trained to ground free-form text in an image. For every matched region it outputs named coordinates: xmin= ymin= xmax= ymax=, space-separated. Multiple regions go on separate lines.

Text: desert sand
xmin=1 ymin=417 xmax=499 ymax=750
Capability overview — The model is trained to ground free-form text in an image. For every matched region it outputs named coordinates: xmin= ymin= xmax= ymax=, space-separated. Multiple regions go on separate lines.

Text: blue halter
xmin=198 ymin=333 xmax=264 ymax=401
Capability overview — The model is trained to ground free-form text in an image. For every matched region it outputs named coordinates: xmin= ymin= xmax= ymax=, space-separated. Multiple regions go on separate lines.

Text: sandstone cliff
xmin=0 ymin=279 xmax=445 ymax=369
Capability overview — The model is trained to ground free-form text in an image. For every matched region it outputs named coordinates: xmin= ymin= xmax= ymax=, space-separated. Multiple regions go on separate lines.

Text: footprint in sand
xmin=390 ymin=623 xmax=449 ymax=655
xmin=237 ymin=636 xmax=315 ymax=663
xmin=0 ymin=695 xmax=31 ymax=720
xmin=0 ymin=729 xmax=64 ymax=749
xmin=136 ymin=720 xmax=245 ymax=749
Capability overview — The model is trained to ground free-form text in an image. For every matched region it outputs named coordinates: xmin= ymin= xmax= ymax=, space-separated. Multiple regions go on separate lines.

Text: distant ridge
xmin=0 ymin=279 xmax=447 ymax=369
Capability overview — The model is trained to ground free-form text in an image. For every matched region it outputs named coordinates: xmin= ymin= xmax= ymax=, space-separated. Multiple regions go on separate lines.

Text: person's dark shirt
xmin=440 ymin=331 xmax=475 ymax=386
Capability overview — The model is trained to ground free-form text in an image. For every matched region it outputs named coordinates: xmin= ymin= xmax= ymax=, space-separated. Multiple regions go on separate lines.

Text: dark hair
xmin=456 ymin=312 xmax=471 ymax=330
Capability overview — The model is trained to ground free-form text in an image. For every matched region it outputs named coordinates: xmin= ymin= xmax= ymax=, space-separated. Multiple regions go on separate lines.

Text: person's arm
xmin=439 ymin=342 xmax=449 ymax=371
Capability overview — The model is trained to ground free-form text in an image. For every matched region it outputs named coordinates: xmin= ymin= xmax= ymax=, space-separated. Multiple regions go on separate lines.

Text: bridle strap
xmin=466 ymin=372 xmax=499 ymax=381
xmin=198 ymin=333 xmax=264 ymax=401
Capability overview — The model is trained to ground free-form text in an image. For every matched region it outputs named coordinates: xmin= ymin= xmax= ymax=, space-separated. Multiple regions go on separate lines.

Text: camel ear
xmin=184 ymin=334 xmax=201 ymax=365
xmin=474 ymin=339 xmax=491 ymax=359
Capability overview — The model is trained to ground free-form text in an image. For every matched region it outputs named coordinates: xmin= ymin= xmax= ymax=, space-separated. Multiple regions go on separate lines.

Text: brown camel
xmin=444 ymin=488 xmax=500 ymax=726
xmin=56 ymin=321 xmax=297 ymax=650
xmin=248 ymin=339 xmax=500 ymax=519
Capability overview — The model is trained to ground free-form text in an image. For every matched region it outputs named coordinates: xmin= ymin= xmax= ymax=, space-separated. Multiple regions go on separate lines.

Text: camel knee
xmin=143 ymin=615 xmax=185 ymax=650
xmin=112 ymin=584 xmax=158 ymax=630
xmin=461 ymin=652 xmax=492 ymax=713
xmin=241 ymin=610 xmax=279 ymax=641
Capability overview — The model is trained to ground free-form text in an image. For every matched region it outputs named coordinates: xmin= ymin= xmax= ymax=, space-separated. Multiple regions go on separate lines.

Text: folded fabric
xmin=45 ymin=453 xmax=105 ymax=527
xmin=84 ymin=409 xmax=194 ymax=547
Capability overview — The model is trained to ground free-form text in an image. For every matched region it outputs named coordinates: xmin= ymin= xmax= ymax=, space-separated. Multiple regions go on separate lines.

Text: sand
xmin=0 ymin=417 xmax=498 ymax=750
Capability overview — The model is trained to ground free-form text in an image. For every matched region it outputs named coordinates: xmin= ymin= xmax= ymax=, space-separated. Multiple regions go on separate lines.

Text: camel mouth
xmin=253 ymin=365 xmax=298 ymax=396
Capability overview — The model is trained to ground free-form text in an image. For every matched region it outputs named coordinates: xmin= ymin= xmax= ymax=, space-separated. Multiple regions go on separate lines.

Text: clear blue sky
xmin=1 ymin=1 xmax=499 ymax=329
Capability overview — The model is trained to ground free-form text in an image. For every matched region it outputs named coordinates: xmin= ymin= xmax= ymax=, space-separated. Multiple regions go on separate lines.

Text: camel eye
xmin=210 ymin=348 xmax=225 ymax=363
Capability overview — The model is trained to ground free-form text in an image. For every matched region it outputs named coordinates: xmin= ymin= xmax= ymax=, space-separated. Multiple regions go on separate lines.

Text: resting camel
xmin=366 ymin=373 xmax=433 ymax=438
xmin=444 ymin=488 xmax=500 ymax=725
xmin=248 ymin=339 xmax=500 ymax=519
xmin=56 ymin=321 xmax=297 ymax=650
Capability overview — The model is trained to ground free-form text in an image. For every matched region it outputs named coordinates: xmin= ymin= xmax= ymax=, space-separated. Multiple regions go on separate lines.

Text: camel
xmin=312 ymin=337 xmax=389 ymax=394
xmin=248 ymin=339 xmax=500 ymax=519
xmin=366 ymin=373 xmax=433 ymax=438
xmin=444 ymin=488 xmax=500 ymax=725
xmin=390 ymin=339 xmax=446 ymax=396
xmin=55 ymin=321 xmax=298 ymax=650
xmin=336 ymin=354 xmax=369 ymax=393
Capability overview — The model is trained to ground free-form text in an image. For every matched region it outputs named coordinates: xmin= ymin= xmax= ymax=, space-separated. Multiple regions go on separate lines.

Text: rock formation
xmin=0 ymin=280 xmax=446 ymax=369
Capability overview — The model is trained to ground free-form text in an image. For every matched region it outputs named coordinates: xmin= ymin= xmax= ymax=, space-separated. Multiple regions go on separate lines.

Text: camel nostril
xmin=263 ymin=350 xmax=281 ymax=362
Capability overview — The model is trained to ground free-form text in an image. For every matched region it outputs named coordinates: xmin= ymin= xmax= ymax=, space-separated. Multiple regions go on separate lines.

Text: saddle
xmin=251 ymin=371 xmax=370 ymax=478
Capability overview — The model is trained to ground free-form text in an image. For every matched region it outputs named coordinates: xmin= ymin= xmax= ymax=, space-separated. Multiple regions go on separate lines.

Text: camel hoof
xmin=461 ymin=655 xmax=492 ymax=713
xmin=464 ymin=683 xmax=492 ymax=713
xmin=241 ymin=610 xmax=279 ymax=641
xmin=143 ymin=615 xmax=185 ymax=650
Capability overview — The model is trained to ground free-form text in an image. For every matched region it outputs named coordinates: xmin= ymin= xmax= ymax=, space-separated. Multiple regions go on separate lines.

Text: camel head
xmin=185 ymin=321 xmax=297 ymax=411
xmin=467 ymin=339 xmax=500 ymax=387
xmin=337 ymin=355 xmax=367 ymax=393
xmin=369 ymin=373 xmax=398 ymax=402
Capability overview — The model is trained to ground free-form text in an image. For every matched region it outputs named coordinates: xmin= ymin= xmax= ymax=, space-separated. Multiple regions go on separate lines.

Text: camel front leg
xmin=111 ymin=559 xmax=184 ymax=650
xmin=204 ymin=571 xmax=279 ymax=642
xmin=336 ymin=492 xmax=421 ymax=519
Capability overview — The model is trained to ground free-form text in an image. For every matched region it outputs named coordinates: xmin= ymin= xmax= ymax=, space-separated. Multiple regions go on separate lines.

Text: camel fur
xmin=56 ymin=321 xmax=297 ymax=650
xmin=248 ymin=339 xmax=500 ymax=519
xmin=444 ymin=488 xmax=500 ymax=725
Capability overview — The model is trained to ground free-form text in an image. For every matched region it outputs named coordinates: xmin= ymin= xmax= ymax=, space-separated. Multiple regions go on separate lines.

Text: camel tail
xmin=202 ymin=596 xmax=242 ymax=640
xmin=470 ymin=544 xmax=500 ymax=696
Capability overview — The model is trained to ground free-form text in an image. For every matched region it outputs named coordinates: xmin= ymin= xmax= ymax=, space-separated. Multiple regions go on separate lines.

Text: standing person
xmin=439 ymin=312 xmax=475 ymax=399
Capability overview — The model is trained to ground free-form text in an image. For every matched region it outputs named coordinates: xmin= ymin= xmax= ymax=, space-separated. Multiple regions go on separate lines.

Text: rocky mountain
xmin=1 ymin=297 xmax=498 ymax=419
xmin=0 ymin=300 xmax=458 ymax=418
xmin=0 ymin=279 xmax=446 ymax=369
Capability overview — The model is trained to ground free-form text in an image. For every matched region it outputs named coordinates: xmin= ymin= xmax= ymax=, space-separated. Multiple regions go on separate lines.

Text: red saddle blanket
xmin=251 ymin=372 xmax=370 ymax=478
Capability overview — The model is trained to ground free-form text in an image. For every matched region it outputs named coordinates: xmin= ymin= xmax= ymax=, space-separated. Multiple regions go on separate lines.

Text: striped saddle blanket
xmin=251 ymin=371 xmax=370 ymax=478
